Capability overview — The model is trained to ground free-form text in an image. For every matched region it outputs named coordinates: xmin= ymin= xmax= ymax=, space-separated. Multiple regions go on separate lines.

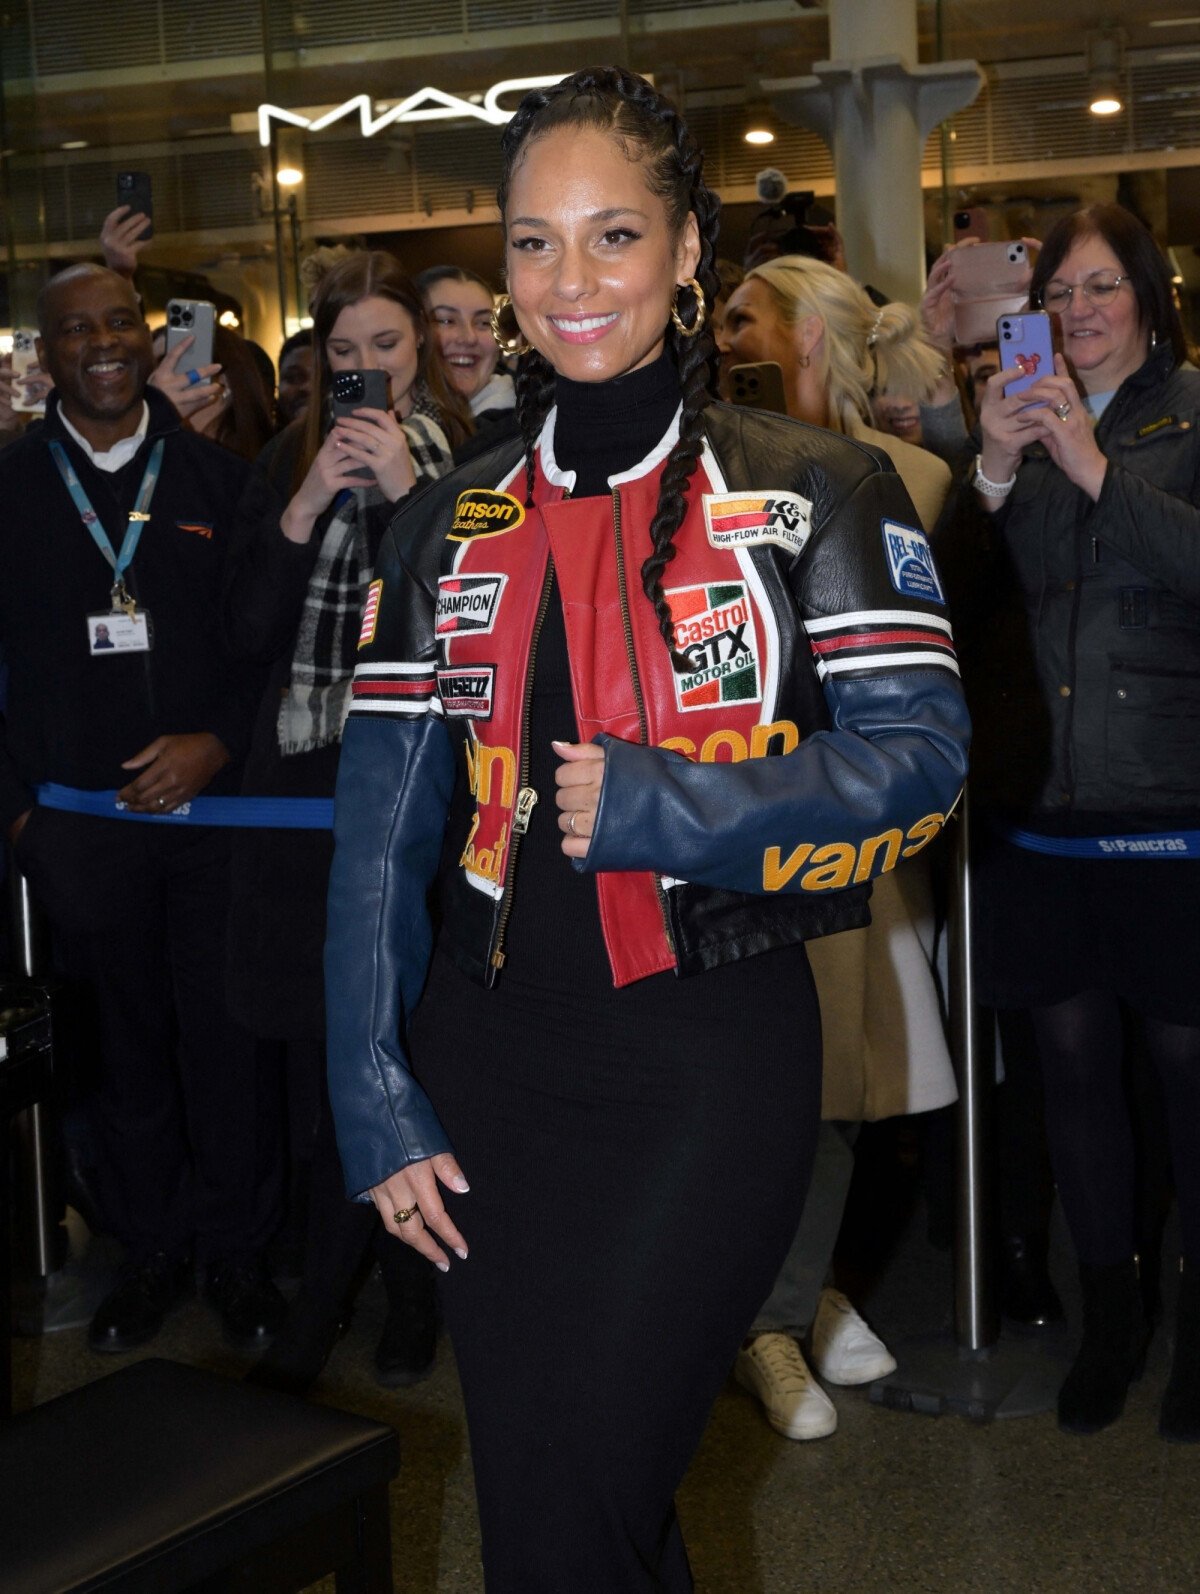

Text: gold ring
xmin=1054 ymin=401 xmax=1072 ymax=420
xmin=393 ymin=1205 xmax=420 ymax=1225
xmin=567 ymin=811 xmax=578 ymax=837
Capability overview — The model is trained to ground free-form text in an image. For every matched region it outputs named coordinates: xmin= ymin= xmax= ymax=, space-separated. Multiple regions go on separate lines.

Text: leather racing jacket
xmin=326 ymin=402 xmax=971 ymax=1195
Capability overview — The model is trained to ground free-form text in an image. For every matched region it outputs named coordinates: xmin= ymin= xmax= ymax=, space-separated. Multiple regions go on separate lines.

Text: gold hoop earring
xmin=490 ymin=294 xmax=531 ymax=358
xmin=670 ymin=277 xmax=706 ymax=339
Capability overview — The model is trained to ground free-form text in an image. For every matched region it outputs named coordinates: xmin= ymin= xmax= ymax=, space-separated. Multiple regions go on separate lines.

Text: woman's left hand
xmin=1017 ymin=354 xmax=1109 ymax=502
xmin=333 ymin=408 xmax=416 ymax=502
xmin=554 ymin=739 xmax=605 ymax=858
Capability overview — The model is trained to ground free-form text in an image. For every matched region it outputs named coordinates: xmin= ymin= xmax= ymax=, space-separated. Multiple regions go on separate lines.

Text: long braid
xmin=513 ymin=350 xmax=556 ymax=507
xmin=497 ymin=66 xmax=723 ymax=663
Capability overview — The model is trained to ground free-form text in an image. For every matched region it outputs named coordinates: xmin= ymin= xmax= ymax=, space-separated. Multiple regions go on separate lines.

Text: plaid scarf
xmin=277 ymin=406 xmax=451 ymax=755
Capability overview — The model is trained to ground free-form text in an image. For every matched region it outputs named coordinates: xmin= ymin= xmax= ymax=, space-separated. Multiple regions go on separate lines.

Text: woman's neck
xmin=553 ymin=348 xmax=682 ymax=494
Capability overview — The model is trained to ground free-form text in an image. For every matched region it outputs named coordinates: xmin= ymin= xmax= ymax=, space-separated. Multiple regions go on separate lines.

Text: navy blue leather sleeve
xmin=584 ymin=672 xmax=969 ymax=893
xmin=325 ymin=712 xmax=456 ymax=1198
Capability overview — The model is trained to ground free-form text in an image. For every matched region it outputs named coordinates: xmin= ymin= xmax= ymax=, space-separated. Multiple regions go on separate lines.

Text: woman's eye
xmin=511 ymin=235 xmax=547 ymax=252
xmin=602 ymin=228 xmax=641 ymax=246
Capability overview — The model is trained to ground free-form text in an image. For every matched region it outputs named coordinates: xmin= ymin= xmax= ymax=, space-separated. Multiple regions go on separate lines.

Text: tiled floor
xmin=12 ymin=1199 xmax=1200 ymax=1593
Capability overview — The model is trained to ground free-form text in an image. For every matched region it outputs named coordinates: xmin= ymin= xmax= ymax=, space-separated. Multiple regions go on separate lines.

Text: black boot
xmin=1058 ymin=1259 xmax=1149 ymax=1435
xmin=1159 ymin=1263 xmax=1200 ymax=1443
xmin=1001 ymin=1234 xmax=1065 ymax=1332
xmin=247 ymin=1096 xmax=376 ymax=1394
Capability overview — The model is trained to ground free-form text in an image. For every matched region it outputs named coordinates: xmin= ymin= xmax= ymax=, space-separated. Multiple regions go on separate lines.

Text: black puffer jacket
xmin=945 ymin=344 xmax=1200 ymax=821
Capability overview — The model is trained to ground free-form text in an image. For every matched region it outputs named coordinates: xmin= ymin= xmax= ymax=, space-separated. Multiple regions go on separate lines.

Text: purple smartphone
xmin=998 ymin=311 xmax=1055 ymax=407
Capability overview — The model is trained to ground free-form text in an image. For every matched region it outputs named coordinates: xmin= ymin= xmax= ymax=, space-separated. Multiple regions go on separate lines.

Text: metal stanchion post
xmin=871 ymin=790 xmax=1066 ymax=1420
xmin=7 ymin=862 xmax=66 ymax=1278
xmin=950 ymin=790 xmax=998 ymax=1353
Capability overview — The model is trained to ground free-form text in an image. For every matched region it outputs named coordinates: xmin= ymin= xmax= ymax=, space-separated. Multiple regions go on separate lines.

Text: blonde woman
xmin=718 ymin=254 xmax=958 ymax=1441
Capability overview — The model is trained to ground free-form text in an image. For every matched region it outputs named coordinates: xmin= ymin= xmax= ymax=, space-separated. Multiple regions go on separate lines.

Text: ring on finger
xmin=567 ymin=811 xmax=578 ymax=837
xmin=393 ymin=1205 xmax=420 ymax=1225
xmin=1054 ymin=400 xmax=1072 ymax=420
xmin=186 ymin=368 xmax=202 ymax=387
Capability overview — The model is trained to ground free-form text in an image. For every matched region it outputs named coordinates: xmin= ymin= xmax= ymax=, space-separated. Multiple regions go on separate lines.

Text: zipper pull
xmin=513 ymin=786 xmax=539 ymax=835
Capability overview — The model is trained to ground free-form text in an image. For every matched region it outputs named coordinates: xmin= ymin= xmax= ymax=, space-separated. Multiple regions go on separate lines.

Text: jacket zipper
xmin=611 ymin=488 xmax=675 ymax=952
xmin=488 ymin=560 xmax=553 ymax=975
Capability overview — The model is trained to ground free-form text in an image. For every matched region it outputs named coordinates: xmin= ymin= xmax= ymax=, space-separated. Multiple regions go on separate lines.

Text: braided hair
xmin=496 ymin=66 xmax=721 ymax=668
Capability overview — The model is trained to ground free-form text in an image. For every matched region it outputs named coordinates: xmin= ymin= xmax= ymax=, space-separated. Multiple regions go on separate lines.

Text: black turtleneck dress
xmin=409 ymin=352 xmax=821 ymax=1594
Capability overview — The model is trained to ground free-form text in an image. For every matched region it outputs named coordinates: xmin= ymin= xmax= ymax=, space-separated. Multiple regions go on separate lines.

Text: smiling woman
xmin=955 ymin=202 xmax=1200 ymax=1443
xmin=324 ymin=66 xmax=969 ymax=1591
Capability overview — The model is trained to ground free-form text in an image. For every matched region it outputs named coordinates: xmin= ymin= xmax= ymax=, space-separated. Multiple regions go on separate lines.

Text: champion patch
xmin=437 ymin=665 xmax=495 ymax=719
xmin=881 ymin=520 xmax=945 ymax=605
xmin=703 ymin=491 xmax=812 ymax=557
xmin=448 ymin=489 xmax=526 ymax=540
xmin=358 ymin=579 xmax=383 ymax=648
xmin=435 ymin=572 xmax=507 ymax=636
xmin=667 ymin=580 xmax=762 ymax=712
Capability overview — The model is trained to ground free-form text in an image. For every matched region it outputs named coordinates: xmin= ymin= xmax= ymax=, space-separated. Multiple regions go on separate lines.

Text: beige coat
xmin=813 ymin=416 xmax=957 ymax=1122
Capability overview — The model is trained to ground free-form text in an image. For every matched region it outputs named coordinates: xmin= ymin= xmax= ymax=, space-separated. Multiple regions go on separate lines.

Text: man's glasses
xmin=1040 ymin=273 xmax=1129 ymax=313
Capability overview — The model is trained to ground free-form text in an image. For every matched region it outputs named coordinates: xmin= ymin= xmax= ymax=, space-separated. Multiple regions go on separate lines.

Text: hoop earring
xmin=670 ymin=277 xmax=706 ymax=339
xmin=490 ymin=294 xmax=531 ymax=357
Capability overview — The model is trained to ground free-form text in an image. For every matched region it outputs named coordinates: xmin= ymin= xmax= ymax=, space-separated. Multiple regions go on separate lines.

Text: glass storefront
xmin=3 ymin=1 xmax=1198 ymax=364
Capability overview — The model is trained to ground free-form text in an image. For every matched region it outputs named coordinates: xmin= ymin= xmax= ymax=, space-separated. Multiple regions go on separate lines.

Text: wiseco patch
xmin=437 ymin=664 xmax=495 ymax=719
xmin=448 ymin=489 xmax=526 ymax=541
xmin=435 ymin=572 xmax=506 ymax=636
xmin=176 ymin=520 xmax=213 ymax=540
xmin=703 ymin=491 xmax=812 ymax=557
xmin=667 ymin=580 xmax=762 ymax=712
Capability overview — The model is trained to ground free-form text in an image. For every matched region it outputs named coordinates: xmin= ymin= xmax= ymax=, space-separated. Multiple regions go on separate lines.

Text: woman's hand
xmin=554 ymin=739 xmax=605 ymax=858
xmin=1014 ymin=354 xmax=1109 ymax=502
xmin=976 ymin=361 xmax=1042 ymax=494
xmin=149 ymin=336 xmax=223 ymax=419
xmin=919 ymin=244 xmax=966 ymax=352
xmin=99 ymin=204 xmax=152 ymax=278
xmin=369 ymin=1153 xmax=471 ymax=1269
xmin=280 ymin=426 xmax=372 ymax=542
xmin=332 ymin=407 xmax=416 ymax=503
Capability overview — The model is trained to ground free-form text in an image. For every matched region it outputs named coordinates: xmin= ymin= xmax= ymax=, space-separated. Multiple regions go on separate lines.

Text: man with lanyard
xmin=0 ymin=264 xmax=286 ymax=1352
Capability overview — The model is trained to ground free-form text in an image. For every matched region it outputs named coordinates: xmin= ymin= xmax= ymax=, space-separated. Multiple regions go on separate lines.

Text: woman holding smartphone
xmin=226 ymin=252 xmax=469 ymax=1393
xmin=957 ymin=204 xmax=1200 ymax=1440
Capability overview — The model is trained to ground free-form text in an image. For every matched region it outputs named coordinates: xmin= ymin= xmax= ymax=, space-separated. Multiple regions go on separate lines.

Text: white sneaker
xmin=735 ymin=1332 xmax=837 ymax=1440
xmin=810 ymin=1288 xmax=897 ymax=1385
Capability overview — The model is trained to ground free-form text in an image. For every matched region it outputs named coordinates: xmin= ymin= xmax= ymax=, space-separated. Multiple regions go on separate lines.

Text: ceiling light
xmin=61 ymin=139 xmax=88 ymax=150
xmin=1087 ymin=31 xmax=1126 ymax=117
xmin=743 ymin=96 xmax=776 ymax=146
xmin=276 ymin=164 xmax=304 ymax=186
xmin=218 ymin=310 xmax=240 ymax=328
xmin=1149 ymin=15 xmax=1200 ymax=25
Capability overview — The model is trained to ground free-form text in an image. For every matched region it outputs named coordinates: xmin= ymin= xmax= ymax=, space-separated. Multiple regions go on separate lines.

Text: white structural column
xmin=763 ymin=0 xmax=982 ymax=304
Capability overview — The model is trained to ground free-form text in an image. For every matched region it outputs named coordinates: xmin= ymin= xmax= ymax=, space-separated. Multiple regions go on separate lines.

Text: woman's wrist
xmin=281 ymin=498 xmax=320 ymax=544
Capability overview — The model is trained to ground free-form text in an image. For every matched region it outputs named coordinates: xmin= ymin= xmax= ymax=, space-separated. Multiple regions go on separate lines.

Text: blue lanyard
xmin=48 ymin=437 xmax=165 ymax=604
xmin=999 ymin=822 xmax=1200 ymax=860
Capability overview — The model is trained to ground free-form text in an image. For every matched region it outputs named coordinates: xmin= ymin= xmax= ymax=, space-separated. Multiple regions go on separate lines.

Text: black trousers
xmin=411 ymin=944 xmax=822 ymax=1593
xmin=15 ymin=805 xmax=280 ymax=1264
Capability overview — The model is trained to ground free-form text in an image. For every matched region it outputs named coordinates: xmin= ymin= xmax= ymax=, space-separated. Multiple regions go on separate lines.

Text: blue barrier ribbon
xmin=999 ymin=822 xmax=1200 ymax=860
xmin=36 ymin=783 xmax=334 ymax=830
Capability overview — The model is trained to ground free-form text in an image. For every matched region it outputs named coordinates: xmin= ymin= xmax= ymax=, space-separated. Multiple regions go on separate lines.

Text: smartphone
xmin=951 ymin=241 xmax=1031 ymax=346
xmin=165 ymin=299 xmax=216 ymax=374
xmin=728 ymin=361 xmax=788 ymax=414
xmin=331 ymin=369 xmax=390 ymax=482
xmin=953 ymin=207 xmax=990 ymax=244
xmin=116 ymin=170 xmax=153 ymax=240
xmin=998 ymin=311 xmax=1055 ymax=407
xmin=10 ymin=328 xmax=48 ymax=415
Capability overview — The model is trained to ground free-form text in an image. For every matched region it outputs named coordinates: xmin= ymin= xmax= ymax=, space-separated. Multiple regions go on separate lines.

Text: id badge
xmin=87 ymin=611 xmax=153 ymax=654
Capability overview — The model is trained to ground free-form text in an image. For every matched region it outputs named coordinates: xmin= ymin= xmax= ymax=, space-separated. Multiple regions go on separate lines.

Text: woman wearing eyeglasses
xmin=954 ymin=203 xmax=1200 ymax=1441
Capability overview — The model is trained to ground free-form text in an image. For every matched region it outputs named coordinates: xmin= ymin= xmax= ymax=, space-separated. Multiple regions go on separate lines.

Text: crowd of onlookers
xmin=2 ymin=175 xmax=1197 ymax=1449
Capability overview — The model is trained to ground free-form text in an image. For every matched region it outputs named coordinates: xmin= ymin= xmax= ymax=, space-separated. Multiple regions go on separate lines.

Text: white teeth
xmin=551 ymin=312 xmax=618 ymax=333
xmin=88 ymin=361 xmax=123 ymax=373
